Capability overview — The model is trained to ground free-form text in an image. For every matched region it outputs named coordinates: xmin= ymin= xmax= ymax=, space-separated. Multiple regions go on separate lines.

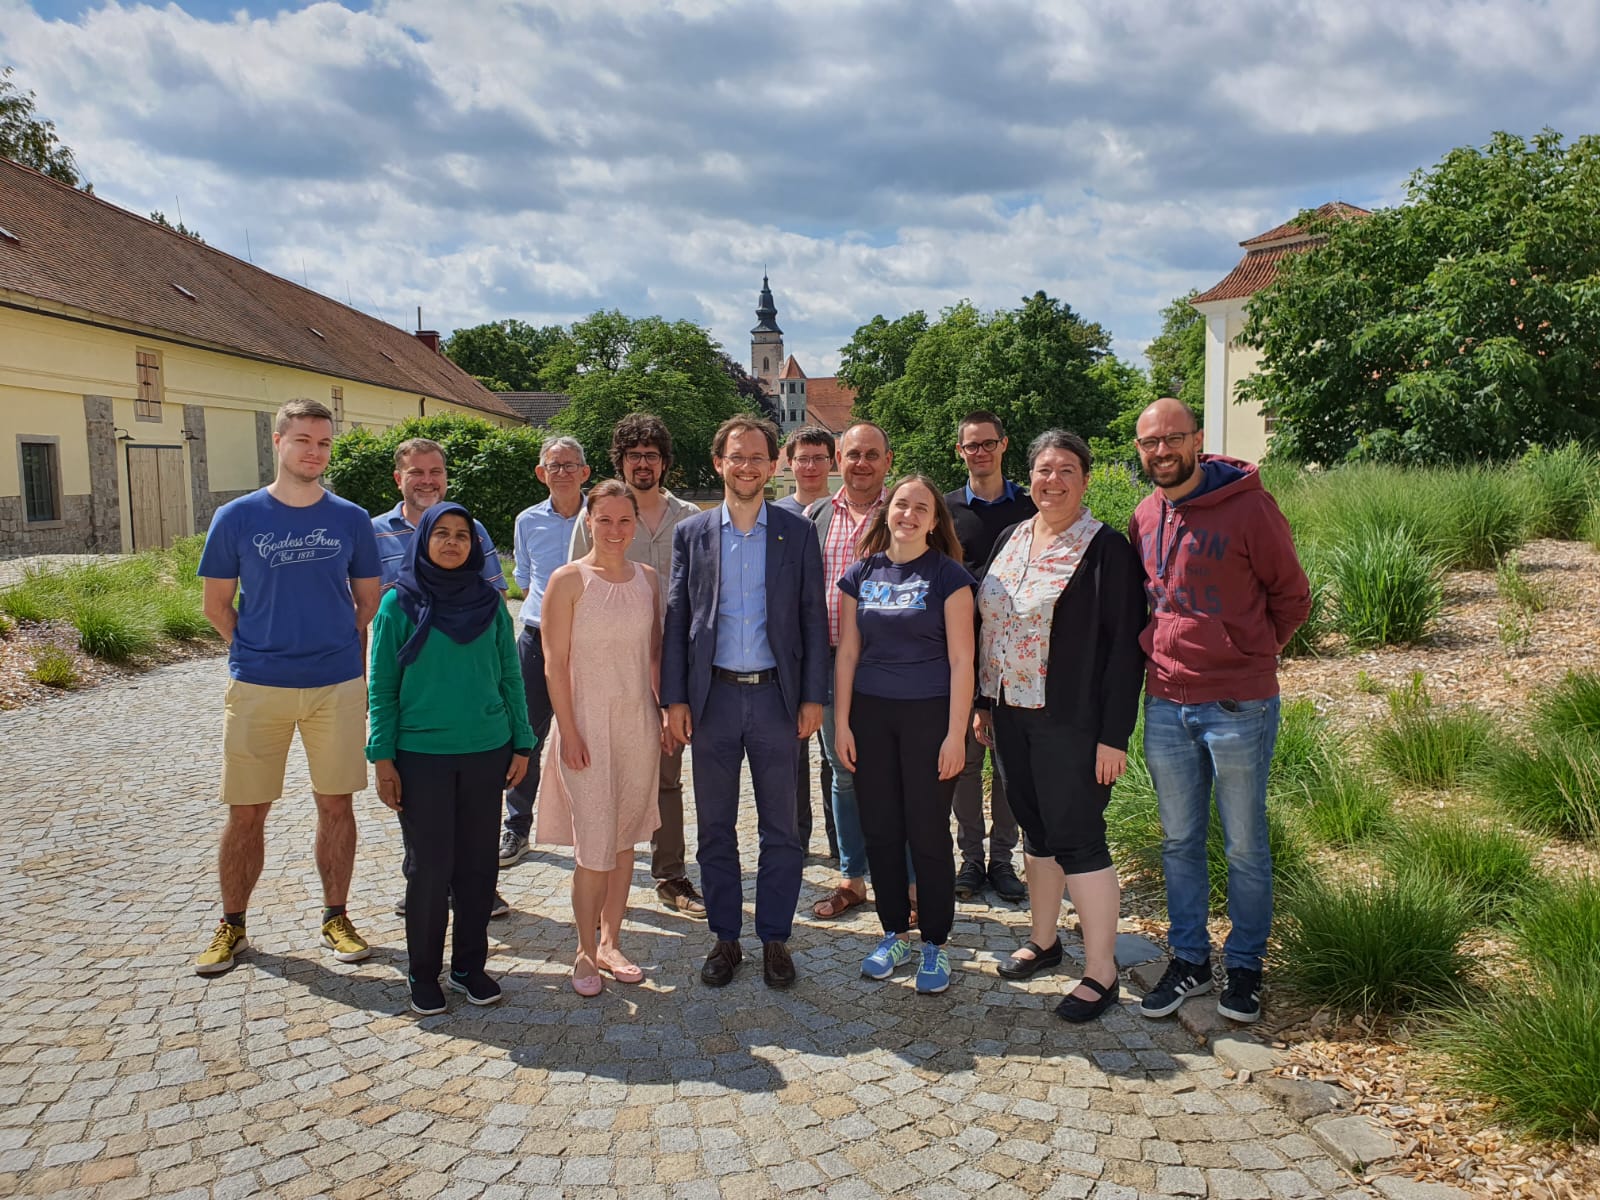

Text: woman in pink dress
xmin=537 ymin=480 xmax=669 ymax=995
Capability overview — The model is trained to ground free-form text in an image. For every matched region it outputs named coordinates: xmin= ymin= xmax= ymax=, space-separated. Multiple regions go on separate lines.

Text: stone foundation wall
xmin=83 ymin=395 xmax=120 ymax=551
xmin=0 ymin=494 xmax=101 ymax=554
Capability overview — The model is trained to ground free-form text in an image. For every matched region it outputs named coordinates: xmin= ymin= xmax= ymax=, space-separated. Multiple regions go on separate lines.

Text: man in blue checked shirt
xmin=372 ymin=438 xmax=505 ymax=591
xmin=499 ymin=435 xmax=592 ymax=868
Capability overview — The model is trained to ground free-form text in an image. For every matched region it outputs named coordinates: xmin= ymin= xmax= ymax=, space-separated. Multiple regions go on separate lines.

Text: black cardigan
xmin=975 ymin=521 xmax=1148 ymax=751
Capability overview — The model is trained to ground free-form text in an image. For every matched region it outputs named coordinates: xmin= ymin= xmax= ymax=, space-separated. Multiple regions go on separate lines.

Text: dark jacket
xmin=661 ymin=502 xmax=830 ymax=725
xmin=945 ymin=483 xmax=1037 ymax=576
xmin=977 ymin=522 xmax=1148 ymax=751
xmin=1127 ymin=456 xmax=1310 ymax=704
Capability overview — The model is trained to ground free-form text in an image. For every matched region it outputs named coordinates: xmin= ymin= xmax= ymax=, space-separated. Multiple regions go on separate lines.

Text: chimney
xmin=414 ymin=330 xmax=441 ymax=354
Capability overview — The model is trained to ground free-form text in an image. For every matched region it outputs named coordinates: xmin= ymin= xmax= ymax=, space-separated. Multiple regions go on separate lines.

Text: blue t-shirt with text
xmin=198 ymin=488 xmax=381 ymax=688
xmin=837 ymin=549 xmax=975 ymax=700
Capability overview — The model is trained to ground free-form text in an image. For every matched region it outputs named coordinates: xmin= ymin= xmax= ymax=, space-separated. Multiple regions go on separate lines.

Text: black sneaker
xmin=498 ymin=831 xmax=528 ymax=868
xmin=447 ymin=969 xmax=502 ymax=1006
xmin=489 ymin=892 xmax=510 ymax=918
xmin=953 ymin=860 xmax=986 ymax=900
xmin=409 ymin=974 xmax=446 ymax=1016
xmin=1138 ymin=956 xmax=1212 ymax=1018
xmin=987 ymin=861 xmax=1027 ymax=903
xmin=1218 ymin=966 xmax=1262 ymax=1023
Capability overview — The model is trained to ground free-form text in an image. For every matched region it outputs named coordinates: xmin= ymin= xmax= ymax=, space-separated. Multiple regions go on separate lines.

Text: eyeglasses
xmin=721 ymin=455 xmax=771 ymax=469
xmin=791 ymin=455 xmax=831 ymax=468
xmin=623 ymin=451 xmax=663 ymax=465
xmin=959 ymin=438 xmax=1001 ymax=454
xmin=543 ymin=461 xmax=583 ymax=475
xmin=1134 ymin=432 xmax=1195 ymax=453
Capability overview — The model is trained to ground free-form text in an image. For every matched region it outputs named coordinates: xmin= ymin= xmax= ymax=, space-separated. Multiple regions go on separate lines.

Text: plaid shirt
xmin=822 ymin=486 xmax=885 ymax=646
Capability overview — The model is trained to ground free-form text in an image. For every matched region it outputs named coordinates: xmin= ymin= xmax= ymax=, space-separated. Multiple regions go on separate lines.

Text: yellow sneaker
xmin=194 ymin=920 xmax=248 ymax=976
xmin=320 ymin=913 xmax=371 ymax=963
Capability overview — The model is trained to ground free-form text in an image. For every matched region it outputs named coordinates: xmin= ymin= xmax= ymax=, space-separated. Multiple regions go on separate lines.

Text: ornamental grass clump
xmin=1531 ymin=670 xmax=1600 ymax=742
xmin=1517 ymin=442 xmax=1600 ymax=540
xmin=1295 ymin=766 xmax=1395 ymax=849
xmin=1327 ymin=527 xmax=1443 ymax=647
xmin=154 ymin=589 xmax=216 ymax=642
xmin=1383 ymin=816 xmax=1540 ymax=924
xmin=1275 ymin=871 xmax=1474 ymax=1017
xmin=1483 ymin=733 xmax=1600 ymax=843
xmin=1267 ymin=696 xmax=1336 ymax=796
xmin=1510 ymin=874 xmax=1600 ymax=984
xmin=1431 ymin=467 xmax=1526 ymax=569
xmin=28 ymin=646 xmax=79 ymax=689
xmin=69 ymin=596 xmax=155 ymax=663
xmin=1367 ymin=677 xmax=1495 ymax=788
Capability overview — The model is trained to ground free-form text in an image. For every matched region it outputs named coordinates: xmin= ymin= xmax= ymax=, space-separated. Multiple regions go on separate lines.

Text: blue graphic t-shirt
xmin=198 ymin=488 xmax=382 ymax=688
xmin=837 ymin=549 xmax=976 ymax=700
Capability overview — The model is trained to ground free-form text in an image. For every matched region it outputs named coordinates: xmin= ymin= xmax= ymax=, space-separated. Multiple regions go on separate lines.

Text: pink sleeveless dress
xmin=535 ymin=562 xmax=662 ymax=869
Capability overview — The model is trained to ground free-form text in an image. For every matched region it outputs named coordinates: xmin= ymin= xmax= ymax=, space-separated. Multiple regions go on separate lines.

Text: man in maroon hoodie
xmin=1127 ymin=397 xmax=1310 ymax=1024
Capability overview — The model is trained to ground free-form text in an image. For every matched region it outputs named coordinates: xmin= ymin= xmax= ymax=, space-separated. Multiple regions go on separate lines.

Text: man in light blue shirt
xmin=500 ymin=436 xmax=591 ymax=866
xmin=714 ymin=503 xmax=776 ymax=674
xmin=372 ymin=438 xmax=504 ymax=590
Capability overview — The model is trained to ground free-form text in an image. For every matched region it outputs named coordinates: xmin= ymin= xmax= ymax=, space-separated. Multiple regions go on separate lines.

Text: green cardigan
xmin=366 ymin=592 xmax=536 ymax=762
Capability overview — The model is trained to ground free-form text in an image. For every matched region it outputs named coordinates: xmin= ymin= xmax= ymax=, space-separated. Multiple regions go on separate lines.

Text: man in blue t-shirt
xmin=192 ymin=398 xmax=382 ymax=977
xmin=372 ymin=437 xmax=504 ymax=591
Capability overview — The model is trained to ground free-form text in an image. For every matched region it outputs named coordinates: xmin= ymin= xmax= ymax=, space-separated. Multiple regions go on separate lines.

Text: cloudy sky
xmin=4 ymin=1 xmax=1598 ymax=374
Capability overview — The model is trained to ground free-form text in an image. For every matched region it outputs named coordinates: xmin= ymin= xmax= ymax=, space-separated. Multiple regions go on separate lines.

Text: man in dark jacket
xmin=944 ymin=411 xmax=1033 ymax=903
xmin=1128 ymin=397 xmax=1310 ymax=1025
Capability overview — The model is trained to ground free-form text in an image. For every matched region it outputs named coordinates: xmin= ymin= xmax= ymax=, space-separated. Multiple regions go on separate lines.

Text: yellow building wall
xmin=0 ymin=304 xmax=516 ymax=551
xmin=1197 ymin=298 xmax=1271 ymax=465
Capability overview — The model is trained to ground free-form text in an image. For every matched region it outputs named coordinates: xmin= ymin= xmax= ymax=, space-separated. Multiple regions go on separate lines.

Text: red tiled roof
xmin=1238 ymin=201 xmax=1370 ymax=247
xmin=780 ymin=354 xmax=806 ymax=379
xmin=0 ymin=159 xmax=515 ymax=420
xmin=1191 ymin=244 xmax=1302 ymax=305
xmin=803 ymin=377 xmax=857 ymax=433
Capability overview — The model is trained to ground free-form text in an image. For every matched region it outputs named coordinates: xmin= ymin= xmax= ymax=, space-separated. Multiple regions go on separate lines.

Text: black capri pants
xmin=990 ymin=703 xmax=1113 ymax=874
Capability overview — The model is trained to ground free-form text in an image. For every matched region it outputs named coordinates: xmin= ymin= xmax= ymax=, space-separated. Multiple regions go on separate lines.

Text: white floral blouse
xmin=977 ymin=509 xmax=1103 ymax=709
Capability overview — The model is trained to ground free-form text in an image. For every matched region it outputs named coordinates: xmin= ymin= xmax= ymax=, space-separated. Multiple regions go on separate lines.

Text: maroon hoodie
xmin=1127 ymin=456 xmax=1310 ymax=704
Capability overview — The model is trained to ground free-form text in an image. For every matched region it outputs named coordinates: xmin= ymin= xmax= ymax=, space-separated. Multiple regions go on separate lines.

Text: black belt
xmin=712 ymin=667 xmax=777 ymax=685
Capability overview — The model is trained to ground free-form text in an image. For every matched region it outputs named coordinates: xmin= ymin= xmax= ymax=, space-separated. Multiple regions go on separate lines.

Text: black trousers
xmin=850 ymin=692 xmax=958 ymax=945
xmin=503 ymin=626 xmax=555 ymax=839
xmin=396 ymin=742 xmax=511 ymax=980
xmin=990 ymin=703 xmax=1113 ymax=874
xmin=795 ymin=734 xmax=836 ymax=855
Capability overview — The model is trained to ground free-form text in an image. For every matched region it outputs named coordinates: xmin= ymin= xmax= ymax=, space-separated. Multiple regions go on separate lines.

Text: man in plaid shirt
xmin=808 ymin=421 xmax=893 ymax=921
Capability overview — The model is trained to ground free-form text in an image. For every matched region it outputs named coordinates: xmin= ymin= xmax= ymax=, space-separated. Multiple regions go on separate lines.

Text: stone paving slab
xmin=0 ymin=657 xmax=1364 ymax=1198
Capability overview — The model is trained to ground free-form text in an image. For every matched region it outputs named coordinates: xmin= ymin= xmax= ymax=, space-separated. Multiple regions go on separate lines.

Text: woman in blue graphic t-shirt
xmin=834 ymin=474 xmax=976 ymax=996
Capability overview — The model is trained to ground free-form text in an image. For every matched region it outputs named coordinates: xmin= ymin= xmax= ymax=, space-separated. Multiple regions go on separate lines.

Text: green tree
xmin=860 ymin=292 xmax=1118 ymax=491
xmin=1 ymin=66 xmax=81 ymax=186
xmin=1240 ymin=130 xmax=1600 ymax=464
xmin=442 ymin=320 xmax=570 ymax=393
xmin=837 ymin=311 xmax=929 ymax=410
xmin=1145 ymin=290 xmax=1205 ymax=412
xmin=149 ymin=211 xmax=205 ymax=243
xmin=325 ymin=415 xmax=544 ymax=548
xmin=1089 ymin=353 xmax=1157 ymax=465
xmin=544 ymin=311 xmax=746 ymax=490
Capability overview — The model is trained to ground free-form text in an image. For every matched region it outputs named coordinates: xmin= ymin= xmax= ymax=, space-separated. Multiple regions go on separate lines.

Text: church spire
xmin=752 ymin=273 xmax=782 ymax=334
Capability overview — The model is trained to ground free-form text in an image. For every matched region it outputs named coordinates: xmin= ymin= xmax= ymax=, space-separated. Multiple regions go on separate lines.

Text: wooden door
xmin=127 ymin=446 xmax=188 ymax=551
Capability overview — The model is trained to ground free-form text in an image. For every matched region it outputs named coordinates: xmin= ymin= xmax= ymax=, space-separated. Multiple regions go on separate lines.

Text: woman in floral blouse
xmin=973 ymin=430 xmax=1147 ymax=1023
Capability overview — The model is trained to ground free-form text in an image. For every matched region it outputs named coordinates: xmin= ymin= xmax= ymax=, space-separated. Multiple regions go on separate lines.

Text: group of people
xmin=191 ymin=394 xmax=1309 ymax=1029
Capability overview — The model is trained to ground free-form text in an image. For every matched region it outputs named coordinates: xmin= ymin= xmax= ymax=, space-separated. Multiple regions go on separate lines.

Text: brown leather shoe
xmin=657 ymin=878 xmax=707 ymax=917
xmin=700 ymin=939 xmax=742 ymax=987
xmin=762 ymin=940 xmax=797 ymax=989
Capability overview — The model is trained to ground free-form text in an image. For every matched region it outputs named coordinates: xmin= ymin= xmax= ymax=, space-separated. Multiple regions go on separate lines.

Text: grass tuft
xmin=28 ymin=647 xmax=79 ymax=689
xmin=70 ymin=597 xmax=156 ymax=663
xmin=1274 ymin=871 xmax=1475 ymax=1016
xmin=1383 ymin=816 xmax=1540 ymax=924
xmin=1483 ymin=732 xmax=1600 ymax=843
xmin=1327 ymin=527 xmax=1443 ymax=647
xmin=154 ymin=591 xmax=216 ymax=642
xmin=1495 ymin=552 xmax=1552 ymax=614
xmin=1517 ymin=442 xmax=1600 ymax=540
xmin=1531 ymin=671 xmax=1600 ymax=742
xmin=1295 ymin=766 xmax=1395 ymax=848
xmin=1368 ymin=677 xmax=1495 ymax=788
xmin=1510 ymin=874 xmax=1600 ymax=984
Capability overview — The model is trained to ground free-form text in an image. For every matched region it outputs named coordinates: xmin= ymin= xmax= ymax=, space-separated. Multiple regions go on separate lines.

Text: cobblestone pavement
xmin=0 ymin=657 xmax=1364 ymax=1199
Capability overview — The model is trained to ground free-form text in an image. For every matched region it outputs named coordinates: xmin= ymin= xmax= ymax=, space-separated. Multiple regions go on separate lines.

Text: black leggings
xmin=395 ymin=742 xmax=510 ymax=980
xmin=991 ymin=704 xmax=1113 ymax=874
xmin=850 ymin=692 xmax=958 ymax=945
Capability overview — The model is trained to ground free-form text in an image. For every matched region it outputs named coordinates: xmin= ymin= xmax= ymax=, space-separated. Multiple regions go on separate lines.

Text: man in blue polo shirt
xmin=372 ymin=438 xmax=505 ymax=590
xmin=499 ymin=435 xmax=592 ymax=867
xmin=944 ymin=410 xmax=1035 ymax=905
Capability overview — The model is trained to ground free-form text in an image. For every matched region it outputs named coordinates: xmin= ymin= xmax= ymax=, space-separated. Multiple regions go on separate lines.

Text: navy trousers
xmin=691 ymin=678 xmax=803 ymax=944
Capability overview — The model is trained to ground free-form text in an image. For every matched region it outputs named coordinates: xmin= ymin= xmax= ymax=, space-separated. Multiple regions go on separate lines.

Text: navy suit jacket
xmin=661 ymin=502 xmax=830 ymax=726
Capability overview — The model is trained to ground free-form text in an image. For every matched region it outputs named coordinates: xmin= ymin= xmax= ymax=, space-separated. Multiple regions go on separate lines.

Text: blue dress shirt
xmin=964 ymin=477 xmax=1026 ymax=508
xmin=373 ymin=503 xmax=504 ymax=591
xmin=713 ymin=502 xmax=777 ymax=673
xmin=513 ymin=497 xmax=583 ymax=628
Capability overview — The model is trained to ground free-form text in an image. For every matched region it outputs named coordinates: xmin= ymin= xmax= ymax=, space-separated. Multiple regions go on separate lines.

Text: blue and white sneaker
xmin=861 ymin=932 xmax=915 ymax=980
xmin=915 ymin=942 xmax=951 ymax=994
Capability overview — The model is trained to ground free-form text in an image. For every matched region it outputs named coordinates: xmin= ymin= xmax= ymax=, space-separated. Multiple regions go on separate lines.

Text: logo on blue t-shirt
xmin=858 ymin=579 xmax=930 ymax=611
xmin=252 ymin=529 xmax=346 ymax=568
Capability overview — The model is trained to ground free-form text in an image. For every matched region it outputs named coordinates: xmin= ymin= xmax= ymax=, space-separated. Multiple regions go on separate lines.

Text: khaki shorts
xmin=220 ymin=676 xmax=368 ymax=806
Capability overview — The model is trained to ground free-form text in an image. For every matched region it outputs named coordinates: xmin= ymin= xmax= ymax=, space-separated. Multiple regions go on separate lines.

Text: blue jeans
xmin=1143 ymin=695 xmax=1280 ymax=973
xmin=819 ymin=697 xmax=870 ymax=880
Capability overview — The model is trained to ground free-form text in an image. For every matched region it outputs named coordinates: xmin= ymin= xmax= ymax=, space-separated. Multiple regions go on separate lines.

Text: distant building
xmin=1191 ymin=201 xmax=1369 ymax=462
xmin=0 ymin=158 xmax=518 ymax=555
xmin=498 ymin=392 xmax=570 ymax=428
xmin=748 ymin=277 xmax=856 ymax=435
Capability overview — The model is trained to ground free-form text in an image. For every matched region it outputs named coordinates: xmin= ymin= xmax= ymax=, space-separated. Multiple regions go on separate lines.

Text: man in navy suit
xmin=663 ymin=415 xmax=829 ymax=988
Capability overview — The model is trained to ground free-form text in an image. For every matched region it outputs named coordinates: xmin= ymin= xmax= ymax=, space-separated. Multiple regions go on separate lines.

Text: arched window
xmin=763 ymin=357 xmax=770 ymax=372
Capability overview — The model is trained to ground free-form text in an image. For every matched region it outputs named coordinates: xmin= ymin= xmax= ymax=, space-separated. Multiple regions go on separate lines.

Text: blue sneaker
xmin=861 ymin=932 xmax=915 ymax=980
xmin=915 ymin=942 xmax=951 ymax=994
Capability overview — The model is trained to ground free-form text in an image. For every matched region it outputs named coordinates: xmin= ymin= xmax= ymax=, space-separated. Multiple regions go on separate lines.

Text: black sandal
xmin=997 ymin=938 xmax=1064 ymax=980
xmin=1055 ymin=974 xmax=1121 ymax=1023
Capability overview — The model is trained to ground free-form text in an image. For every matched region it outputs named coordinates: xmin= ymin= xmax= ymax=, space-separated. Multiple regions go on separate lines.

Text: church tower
xmin=750 ymin=275 xmax=784 ymax=396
